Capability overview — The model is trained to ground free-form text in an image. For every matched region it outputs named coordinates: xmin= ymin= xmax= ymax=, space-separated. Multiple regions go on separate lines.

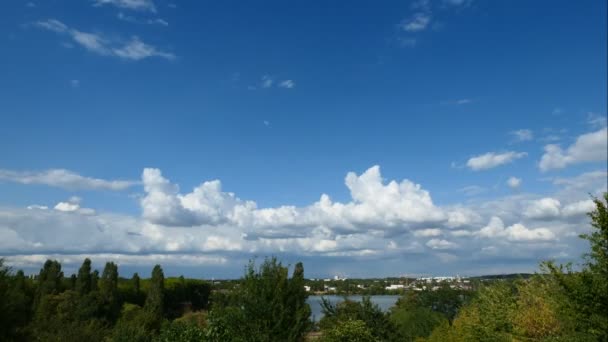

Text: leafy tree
xmin=155 ymin=320 xmax=207 ymax=342
xmin=30 ymin=290 xmax=109 ymax=341
xmin=389 ymin=305 xmax=447 ymax=342
xmin=133 ymin=272 xmax=141 ymax=294
xmin=34 ymin=259 xmax=63 ymax=310
xmin=145 ymin=264 xmax=165 ymax=319
xmin=207 ymin=257 xmax=311 ymax=341
xmin=321 ymin=319 xmax=378 ymax=342
xmin=76 ymin=258 xmax=93 ymax=295
xmin=0 ymin=261 xmax=32 ymax=341
xmin=91 ymin=269 xmax=99 ymax=291
xmin=546 ymin=193 xmax=608 ymax=339
xmin=319 ymin=296 xmax=393 ymax=341
xmin=111 ymin=303 xmax=160 ymax=342
xmin=100 ymin=262 xmax=121 ymax=321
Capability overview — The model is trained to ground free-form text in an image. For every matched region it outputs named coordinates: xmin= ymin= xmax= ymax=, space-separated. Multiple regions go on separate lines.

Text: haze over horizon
xmin=1 ymin=0 xmax=606 ymax=278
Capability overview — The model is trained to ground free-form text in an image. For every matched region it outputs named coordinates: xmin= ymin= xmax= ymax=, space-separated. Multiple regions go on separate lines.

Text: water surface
xmin=306 ymin=295 xmax=401 ymax=322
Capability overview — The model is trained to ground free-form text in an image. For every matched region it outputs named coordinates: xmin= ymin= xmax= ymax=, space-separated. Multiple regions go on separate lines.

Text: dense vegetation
xmin=0 ymin=193 xmax=605 ymax=341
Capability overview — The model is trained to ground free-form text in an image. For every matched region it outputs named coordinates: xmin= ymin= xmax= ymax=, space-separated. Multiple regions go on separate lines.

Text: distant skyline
xmin=1 ymin=0 xmax=606 ymax=278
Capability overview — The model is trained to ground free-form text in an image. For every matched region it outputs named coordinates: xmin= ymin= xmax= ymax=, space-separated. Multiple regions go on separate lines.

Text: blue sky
xmin=0 ymin=0 xmax=606 ymax=278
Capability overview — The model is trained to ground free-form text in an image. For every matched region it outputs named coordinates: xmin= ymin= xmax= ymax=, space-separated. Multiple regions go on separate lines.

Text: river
xmin=306 ymin=295 xmax=401 ymax=322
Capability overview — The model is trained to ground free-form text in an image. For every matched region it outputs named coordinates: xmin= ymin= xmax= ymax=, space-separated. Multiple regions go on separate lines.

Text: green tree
xmin=547 ymin=193 xmax=608 ymax=339
xmin=34 ymin=259 xmax=63 ymax=309
xmin=133 ymin=272 xmax=141 ymax=294
xmin=76 ymin=258 xmax=93 ymax=295
xmin=207 ymin=258 xmax=311 ymax=342
xmin=319 ymin=296 xmax=393 ymax=341
xmin=145 ymin=264 xmax=165 ymax=319
xmin=321 ymin=319 xmax=378 ymax=342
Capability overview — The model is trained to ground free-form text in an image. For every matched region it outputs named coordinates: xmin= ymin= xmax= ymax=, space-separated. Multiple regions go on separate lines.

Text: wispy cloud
xmin=510 ymin=129 xmax=533 ymax=142
xmin=466 ymin=151 xmax=527 ymax=171
xmin=0 ymin=168 xmax=138 ymax=191
xmin=94 ymin=0 xmax=156 ymax=13
xmin=401 ymin=12 xmax=431 ymax=32
xmin=34 ymin=19 xmax=175 ymax=61
xmin=117 ymin=12 xmax=168 ymax=26
xmin=278 ymin=80 xmax=296 ymax=89
xmin=261 ymin=75 xmax=274 ymax=88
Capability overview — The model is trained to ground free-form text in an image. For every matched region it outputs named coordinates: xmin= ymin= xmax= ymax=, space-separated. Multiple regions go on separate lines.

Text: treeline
xmin=0 ymin=258 xmax=212 ymax=341
xmin=0 ymin=257 xmax=311 ymax=341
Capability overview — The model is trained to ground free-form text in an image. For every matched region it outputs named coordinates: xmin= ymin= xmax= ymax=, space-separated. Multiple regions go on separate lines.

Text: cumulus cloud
xmin=524 ymin=198 xmax=561 ymax=220
xmin=562 ymin=199 xmax=596 ymax=218
xmin=507 ymin=177 xmax=521 ymax=189
xmin=53 ymin=196 xmax=96 ymax=215
xmin=1 ymin=165 xmax=601 ymax=276
xmin=0 ymin=168 xmax=137 ymax=191
xmin=94 ymin=0 xmax=156 ymax=12
xmin=476 ymin=217 xmax=555 ymax=242
xmin=539 ymin=128 xmax=608 ymax=171
xmin=466 ymin=151 xmax=527 ymax=171
xmin=34 ymin=19 xmax=174 ymax=61
xmin=140 ymin=165 xmax=446 ymax=234
xmin=426 ymin=238 xmax=457 ymax=250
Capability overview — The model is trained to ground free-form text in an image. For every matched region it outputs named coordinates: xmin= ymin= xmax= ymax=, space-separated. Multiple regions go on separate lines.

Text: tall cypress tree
xmin=76 ymin=258 xmax=92 ymax=295
xmin=91 ymin=270 xmax=99 ymax=291
xmin=287 ymin=262 xmax=312 ymax=341
xmin=145 ymin=265 xmax=165 ymax=318
xmin=34 ymin=260 xmax=63 ymax=309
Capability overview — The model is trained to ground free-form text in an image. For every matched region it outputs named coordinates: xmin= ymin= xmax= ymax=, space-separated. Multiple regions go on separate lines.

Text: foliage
xmin=321 ymin=319 xmax=378 ymax=342
xmin=319 ymin=296 xmax=394 ymax=341
xmin=155 ymin=320 xmax=207 ymax=342
xmin=145 ymin=264 xmax=165 ymax=319
xmin=546 ymin=193 xmax=608 ymax=339
xmin=111 ymin=303 xmax=162 ymax=342
xmin=394 ymin=285 xmax=471 ymax=322
xmin=389 ymin=305 xmax=447 ymax=342
xmin=206 ymin=257 xmax=311 ymax=342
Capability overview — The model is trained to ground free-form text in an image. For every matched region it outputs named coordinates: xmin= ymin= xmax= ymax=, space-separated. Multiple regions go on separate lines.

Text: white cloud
xmin=401 ymin=13 xmax=431 ymax=32
xmin=148 ymin=18 xmax=168 ymax=26
xmin=476 ymin=216 xmax=555 ymax=242
xmin=112 ymin=36 xmax=175 ymax=60
xmin=414 ymin=228 xmax=442 ymax=237
xmin=70 ymin=79 xmax=80 ymax=87
xmin=35 ymin=19 xmax=174 ymax=61
xmin=94 ymin=0 xmax=156 ymax=12
xmin=35 ymin=19 xmax=67 ymax=32
xmin=466 ymin=151 xmax=527 ymax=171
xmin=279 ymin=80 xmax=296 ymax=89
xmin=141 ymin=165 xmax=446 ymax=233
xmin=539 ymin=128 xmax=608 ymax=171
xmin=524 ymin=198 xmax=561 ymax=219
xmin=562 ymin=199 xmax=595 ymax=218
xmin=0 ymin=168 xmax=137 ymax=191
xmin=53 ymin=196 xmax=96 ymax=215
xmin=426 ymin=238 xmax=457 ymax=250
xmin=507 ymin=177 xmax=521 ymax=189
xmin=0 ymin=165 xmax=602 ymax=276
xmin=510 ymin=129 xmax=533 ymax=142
